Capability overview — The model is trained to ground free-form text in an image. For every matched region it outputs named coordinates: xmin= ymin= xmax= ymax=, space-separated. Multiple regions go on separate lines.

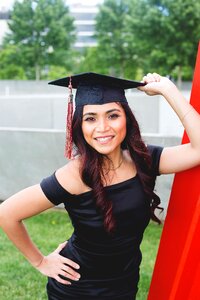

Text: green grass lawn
xmin=0 ymin=209 xmax=163 ymax=300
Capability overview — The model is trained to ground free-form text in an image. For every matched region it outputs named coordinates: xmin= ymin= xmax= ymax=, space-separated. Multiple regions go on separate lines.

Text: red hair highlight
xmin=65 ymin=77 xmax=74 ymax=159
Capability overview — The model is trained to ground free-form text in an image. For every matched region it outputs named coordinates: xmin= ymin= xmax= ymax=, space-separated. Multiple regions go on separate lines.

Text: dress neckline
xmin=53 ymin=172 xmax=138 ymax=197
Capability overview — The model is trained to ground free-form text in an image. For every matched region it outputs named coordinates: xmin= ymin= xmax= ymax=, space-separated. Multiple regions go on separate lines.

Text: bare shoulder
xmin=58 ymin=157 xmax=81 ymax=176
xmin=55 ymin=157 xmax=90 ymax=194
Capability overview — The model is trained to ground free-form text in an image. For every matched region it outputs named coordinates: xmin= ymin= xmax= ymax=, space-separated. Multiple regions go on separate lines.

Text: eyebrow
xmin=83 ymin=108 xmax=121 ymax=118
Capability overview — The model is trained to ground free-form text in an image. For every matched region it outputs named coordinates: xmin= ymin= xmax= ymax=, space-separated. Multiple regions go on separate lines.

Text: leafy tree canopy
xmin=86 ymin=0 xmax=139 ymax=79
xmin=0 ymin=45 xmax=27 ymax=79
xmin=127 ymin=0 xmax=200 ymax=81
xmin=2 ymin=0 xmax=75 ymax=79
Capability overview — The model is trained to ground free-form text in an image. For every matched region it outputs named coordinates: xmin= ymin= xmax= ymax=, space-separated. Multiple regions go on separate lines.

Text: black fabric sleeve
xmin=147 ymin=144 xmax=163 ymax=176
xmin=40 ymin=172 xmax=73 ymax=206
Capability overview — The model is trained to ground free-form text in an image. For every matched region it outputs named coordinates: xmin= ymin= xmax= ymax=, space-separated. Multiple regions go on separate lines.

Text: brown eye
xmin=84 ymin=117 xmax=96 ymax=122
xmin=108 ymin=113 xmax=120 ymax=119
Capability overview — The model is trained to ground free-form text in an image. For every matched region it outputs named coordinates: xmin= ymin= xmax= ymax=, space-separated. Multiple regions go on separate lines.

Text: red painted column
xmin=147 ymin=42 xmax=200 ymax=300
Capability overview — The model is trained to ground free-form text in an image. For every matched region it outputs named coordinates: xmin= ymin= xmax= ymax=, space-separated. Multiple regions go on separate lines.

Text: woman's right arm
xmin=0 ymin=184 xmax=80 ymax=284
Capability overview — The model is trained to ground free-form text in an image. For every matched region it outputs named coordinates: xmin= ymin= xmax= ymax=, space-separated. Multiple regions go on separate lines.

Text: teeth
xmin=96 ymin=137 xmax=112 ymax=142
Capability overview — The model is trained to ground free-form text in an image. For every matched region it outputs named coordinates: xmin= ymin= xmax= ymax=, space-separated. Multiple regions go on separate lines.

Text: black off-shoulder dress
xmin=40 ymin=145 xmax=163 ymax=300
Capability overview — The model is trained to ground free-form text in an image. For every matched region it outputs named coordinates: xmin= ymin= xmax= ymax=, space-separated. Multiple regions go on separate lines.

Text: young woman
xmin=0 ymin=72 xmax=200 ymax=300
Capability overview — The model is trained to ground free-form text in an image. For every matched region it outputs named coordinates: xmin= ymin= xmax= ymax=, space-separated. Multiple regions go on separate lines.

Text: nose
xmin=96 ymin=117 xmax=110 ymax=132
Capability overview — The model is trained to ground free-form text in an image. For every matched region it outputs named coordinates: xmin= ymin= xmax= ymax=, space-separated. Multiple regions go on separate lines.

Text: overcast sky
xmin=0 ymin=0 xmax=103 ymax=10
xmin=0 ymin=0 xmax=14 ymax=10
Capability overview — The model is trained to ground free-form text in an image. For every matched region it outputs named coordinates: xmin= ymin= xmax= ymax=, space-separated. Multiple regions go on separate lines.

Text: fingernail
xmin=74 ymin=277 xmax=80 ymax=281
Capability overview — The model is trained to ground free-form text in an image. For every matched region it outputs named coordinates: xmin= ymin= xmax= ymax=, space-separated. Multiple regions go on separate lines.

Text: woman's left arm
xmin=139 ymin=73 xmax=200 ymax=174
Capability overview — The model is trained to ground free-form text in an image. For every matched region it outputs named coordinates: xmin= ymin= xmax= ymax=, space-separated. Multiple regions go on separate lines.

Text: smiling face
xmin=82 ymin=102 xmax=127 ymax=157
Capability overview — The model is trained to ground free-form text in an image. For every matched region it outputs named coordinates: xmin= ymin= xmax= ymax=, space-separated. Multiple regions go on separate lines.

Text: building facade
xmin=0 ymin=9 xmax=10 ymax=45
xmin=68 ymin=2 xmax=98 ymax=49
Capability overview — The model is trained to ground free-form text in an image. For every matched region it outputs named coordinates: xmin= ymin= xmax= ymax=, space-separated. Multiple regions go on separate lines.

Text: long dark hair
xmin=72 ymin=102 xmax=161 ymax=232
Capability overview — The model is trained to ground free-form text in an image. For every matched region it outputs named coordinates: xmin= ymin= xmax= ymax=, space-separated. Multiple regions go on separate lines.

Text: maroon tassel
xmin=65 ymin=77 xmax=74 ymax=159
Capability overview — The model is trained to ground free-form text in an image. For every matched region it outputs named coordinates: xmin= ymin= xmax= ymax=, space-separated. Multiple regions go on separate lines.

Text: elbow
xmin=0 ymin=203 xmax=20 ymax=228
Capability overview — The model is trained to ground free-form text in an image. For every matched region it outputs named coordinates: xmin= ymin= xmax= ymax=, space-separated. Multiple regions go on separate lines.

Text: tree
xmin=75 ymin=47 xmax=111 ymax=75
xmin=127 ymin=0 xmax=200 ymax=83
xmin=92 ymin=0 xmax=139 ymax=78
xmin=3 ymin=0 xmax=75 ymax=80
xmin=0 ymin=45 xmax=27 ymax=79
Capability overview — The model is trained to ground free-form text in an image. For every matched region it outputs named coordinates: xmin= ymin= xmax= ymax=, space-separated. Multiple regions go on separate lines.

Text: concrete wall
xmin=0 ymin=128 xmax=66 ymax=200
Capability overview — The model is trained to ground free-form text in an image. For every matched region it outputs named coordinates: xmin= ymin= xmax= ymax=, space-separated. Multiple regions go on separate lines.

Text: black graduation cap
xmin=48 ymin=72 xmax=145 ymax=106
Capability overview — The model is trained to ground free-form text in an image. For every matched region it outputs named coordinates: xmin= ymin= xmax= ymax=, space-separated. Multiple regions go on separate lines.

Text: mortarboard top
xmin=48 ymin=72 xmax=145 ymax=106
